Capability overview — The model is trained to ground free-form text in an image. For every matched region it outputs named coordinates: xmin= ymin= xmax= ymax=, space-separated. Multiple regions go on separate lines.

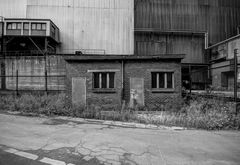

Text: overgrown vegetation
xmin=0 ymin=93 xmax=239 ymax=130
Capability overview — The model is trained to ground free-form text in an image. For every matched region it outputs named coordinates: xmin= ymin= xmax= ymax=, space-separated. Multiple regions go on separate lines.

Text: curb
xmin=54 ymin=116 xmax=187 ymax=131
xmin=5 ymin=111 xmax=187 ymax=131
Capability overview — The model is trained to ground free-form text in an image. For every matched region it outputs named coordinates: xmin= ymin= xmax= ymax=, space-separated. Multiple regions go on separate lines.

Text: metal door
xmin=130 ymin=77 xmax=144 ymax=107
xmin=72 ymin=77 xmax=86 ymax=106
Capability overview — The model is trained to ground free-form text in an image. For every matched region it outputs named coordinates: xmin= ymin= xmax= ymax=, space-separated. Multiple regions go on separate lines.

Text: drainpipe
xmin=121 ymin=60 xmax=125 ymax=108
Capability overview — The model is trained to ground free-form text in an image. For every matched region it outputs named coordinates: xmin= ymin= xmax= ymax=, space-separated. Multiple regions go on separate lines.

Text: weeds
xmin=0 ymin=93 xmax=239 ymax=130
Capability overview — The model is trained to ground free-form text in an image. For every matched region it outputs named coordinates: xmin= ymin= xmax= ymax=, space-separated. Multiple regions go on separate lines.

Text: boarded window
xmin=93 ymin=72 xmax=115 ymax=89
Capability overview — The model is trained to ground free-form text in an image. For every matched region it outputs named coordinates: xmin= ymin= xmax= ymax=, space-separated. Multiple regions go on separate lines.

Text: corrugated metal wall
xmin=26 ymin=0 xmax=134 ymax=54
xmin=134 ymin=0 xmax=240 ymax=64
xmin=135 ymin=34 xmax=205 ymax=63
xmin=0 ymin=0 xmax=134 ymax=55
xmin=0 ymin=0 xmax=27 ymax=18
xmin=135 ymin=0 xmax=240 ymax=44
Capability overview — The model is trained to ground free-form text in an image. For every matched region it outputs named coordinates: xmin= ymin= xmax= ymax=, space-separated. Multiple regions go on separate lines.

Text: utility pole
xmin=234 ymin=49 xmax=239 ymax=115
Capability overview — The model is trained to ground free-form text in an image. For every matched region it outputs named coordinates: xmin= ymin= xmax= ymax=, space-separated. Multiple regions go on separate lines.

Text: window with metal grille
xmin=151 ymin=72 xmax=174 ymax=89
xmin=93 ymin=72 xmax=115 ymax=89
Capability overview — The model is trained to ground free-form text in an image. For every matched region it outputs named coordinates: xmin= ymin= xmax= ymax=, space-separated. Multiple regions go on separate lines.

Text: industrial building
xmin=208 ymin=34 xmax=240 ymax=90
xmin=1 ymin=0 xmax=240 ymax=107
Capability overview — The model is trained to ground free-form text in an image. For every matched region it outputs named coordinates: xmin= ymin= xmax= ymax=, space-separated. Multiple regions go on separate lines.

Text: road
xmin=0 ymin=114 xmax=239 ymax=165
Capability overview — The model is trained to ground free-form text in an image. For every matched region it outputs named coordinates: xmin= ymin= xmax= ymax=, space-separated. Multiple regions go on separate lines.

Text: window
xmin=7 ymin=23 xmax=12 ymax=29
xmin=23 ymin=23 xmax=29 ymax=30
xmin=31 ymin=23 xmax=36 ymax=30
xmin=17 ymin=23 xmax=21 ymax=29
xmin=93 ymin=72 xmax=115 ymax=89
xmin=151 ymin=72 xmax=174 ymax=89
xmin=51 ymin=25 xmax=56 ymax=36
xmin=31 ymin=23 xmax=47 ymax=30
xmin=42 ymin=24 xmax=46 ymax=30
xmin=7 ymin=22 xmax=22 ymax=30
xmin=12 ymin=23 xmax=16 ymax=29
xmin=36 ymin=23 xmax=41 ymax=30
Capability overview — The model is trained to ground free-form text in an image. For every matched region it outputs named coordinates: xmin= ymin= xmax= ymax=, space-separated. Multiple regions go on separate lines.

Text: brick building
xmin=64 ymin=55 xmax=184 ymax=109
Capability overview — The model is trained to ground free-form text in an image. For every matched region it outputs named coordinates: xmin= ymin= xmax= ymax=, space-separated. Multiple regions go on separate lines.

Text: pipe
xmin=121 ymin=60 xmax=125 ymax=104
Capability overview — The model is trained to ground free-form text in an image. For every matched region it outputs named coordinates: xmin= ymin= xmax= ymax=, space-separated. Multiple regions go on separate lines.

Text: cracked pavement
xmin=0 ymin=114 xmax=240 ymax=165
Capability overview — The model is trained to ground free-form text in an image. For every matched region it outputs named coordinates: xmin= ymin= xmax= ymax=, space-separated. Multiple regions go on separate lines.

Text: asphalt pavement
xmin=0 ymin=114 xmax=239 ymax=165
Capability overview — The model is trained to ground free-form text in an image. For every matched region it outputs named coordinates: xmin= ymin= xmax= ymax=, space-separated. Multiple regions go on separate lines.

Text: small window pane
xmin=32 ymin=24 xmax=36 ymax=30
xmin=151 ymin=72 xmax=157 ymax=88
xmin=37 ymin=24 xmax=41 ymax=30
xmin=24 ymin=23 xmax=29 ymax=30
xmin=101 ymin=73 xmax=107 ymax=88
xmin=167 ymin=73 xmax=173 ymax=88
xmin=94 ymin=73 xmax=100 ymax=88
xmin=159 ymin=73 xmax=165 ymax=88
xmin=7 ymin=23 xmax=12 ymax=29
xmin=12 ymin=23 xmax=16 ymax=29
xmin=42 ymin=24 xmax=46 ymax=30
xmin=17 ymin=23 xmax=21 ymax=29
xmin=109 ymin=73 xmax=114 ymax=88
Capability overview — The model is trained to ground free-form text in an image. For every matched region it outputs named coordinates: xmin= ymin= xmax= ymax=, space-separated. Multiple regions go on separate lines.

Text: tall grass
xmin=0 ymin=93 xmax=239 ymax=130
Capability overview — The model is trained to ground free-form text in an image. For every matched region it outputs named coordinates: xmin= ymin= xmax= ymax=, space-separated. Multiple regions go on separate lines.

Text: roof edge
xmin=64 ymin=54 xmax=185 ymax=62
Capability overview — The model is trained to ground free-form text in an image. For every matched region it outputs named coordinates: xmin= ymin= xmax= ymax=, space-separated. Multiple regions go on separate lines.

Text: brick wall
xmin=66 ymin=59 xmax=182 ymax=110
xmin=65 ymin=61 xmax=122 ymax=109
xmin=124 ymin=60 xmax=182 ymax=109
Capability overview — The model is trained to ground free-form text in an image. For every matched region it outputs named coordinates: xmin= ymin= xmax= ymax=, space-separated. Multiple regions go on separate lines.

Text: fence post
xmin=234 ymin=49 xmax=238 ymax=115
xmin=189 ymin=65 xmax=192 ymax=95
xmin=16 ymin=69 xmax=18 ymax=96
xmin=45 ymin=70 xmax=48 ymax=94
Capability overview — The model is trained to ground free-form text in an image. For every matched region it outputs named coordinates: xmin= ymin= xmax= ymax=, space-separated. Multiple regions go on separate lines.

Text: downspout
xmin=121 ymin=59 xmax=125 ymax=109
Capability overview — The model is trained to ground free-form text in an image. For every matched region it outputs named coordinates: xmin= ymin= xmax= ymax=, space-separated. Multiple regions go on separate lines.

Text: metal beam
xmin=28 ymin=37 xmax=45 ymax=55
